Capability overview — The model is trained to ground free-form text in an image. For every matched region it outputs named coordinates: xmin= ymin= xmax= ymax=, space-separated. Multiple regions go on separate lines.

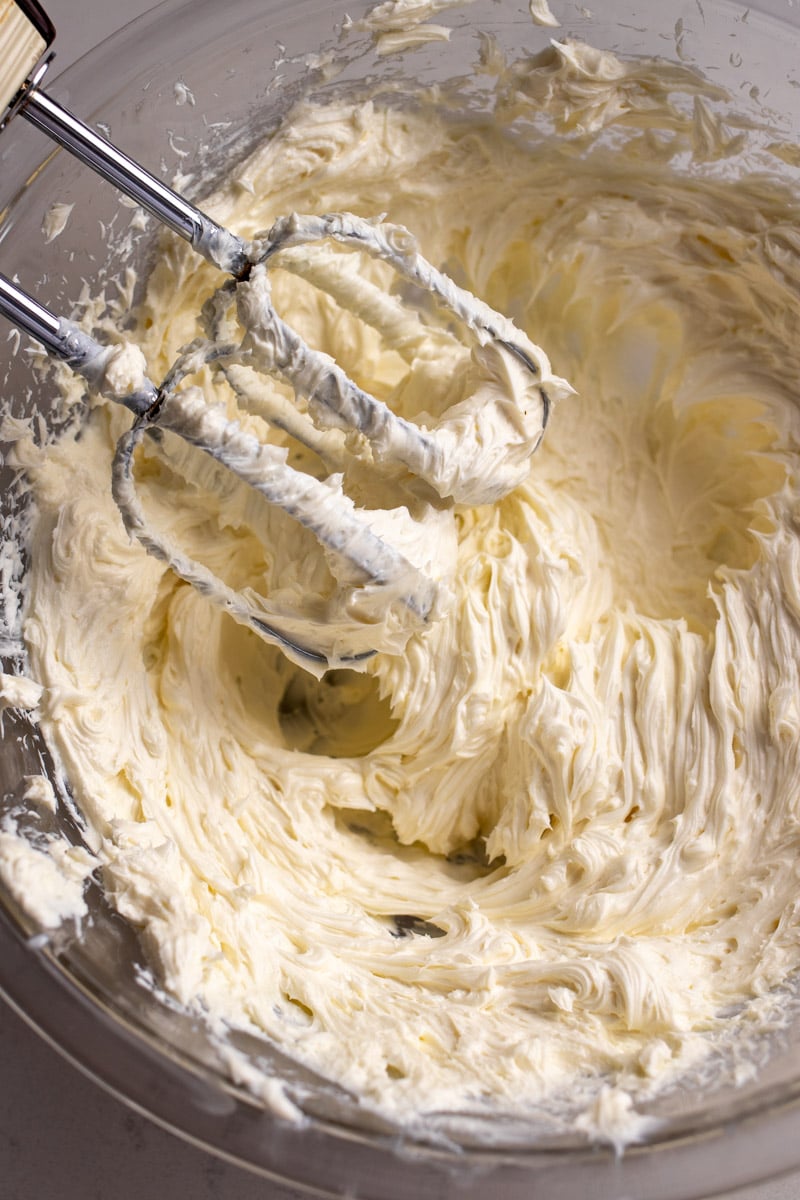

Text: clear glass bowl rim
xmin=3 ymin=1 xmax=800 ymax=1196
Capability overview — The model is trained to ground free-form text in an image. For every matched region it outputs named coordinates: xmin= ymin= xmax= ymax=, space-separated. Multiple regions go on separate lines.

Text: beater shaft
xmin=20 ymin=89 xmax=251 ymax=276
xmin=0 ymin=273 xmax=155 ymax=415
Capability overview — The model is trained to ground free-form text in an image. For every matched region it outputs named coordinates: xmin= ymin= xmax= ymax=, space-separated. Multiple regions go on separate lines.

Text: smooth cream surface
xmin=15 ymin=37 xmax=800 ymax=1140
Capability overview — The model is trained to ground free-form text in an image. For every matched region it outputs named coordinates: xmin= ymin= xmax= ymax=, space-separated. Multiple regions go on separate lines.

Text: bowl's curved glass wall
xmin=3 ymin=2 xmax=800 ymax=1196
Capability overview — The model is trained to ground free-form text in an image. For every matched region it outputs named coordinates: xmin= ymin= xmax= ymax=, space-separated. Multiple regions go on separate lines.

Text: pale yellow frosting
xmin=13 ymin=38 xmax=800 ymax=1142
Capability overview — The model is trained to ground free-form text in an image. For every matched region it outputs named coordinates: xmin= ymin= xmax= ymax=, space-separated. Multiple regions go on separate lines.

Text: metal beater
xmin=0 ymin=0 xmax=562 ymax=670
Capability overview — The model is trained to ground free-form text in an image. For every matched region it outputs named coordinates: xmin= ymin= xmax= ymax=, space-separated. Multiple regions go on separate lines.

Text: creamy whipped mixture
xmin=7 ymin=27 xmax=800 ymax=1146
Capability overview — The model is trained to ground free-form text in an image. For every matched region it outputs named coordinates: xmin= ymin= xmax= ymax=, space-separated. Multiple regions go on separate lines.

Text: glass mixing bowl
xmin=3 ymin=0 xmax=800 ymax=1195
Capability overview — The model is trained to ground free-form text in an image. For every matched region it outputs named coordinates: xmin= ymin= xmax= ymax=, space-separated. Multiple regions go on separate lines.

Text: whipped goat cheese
xmin=8 ymin=34 xmax=800 ymax=1144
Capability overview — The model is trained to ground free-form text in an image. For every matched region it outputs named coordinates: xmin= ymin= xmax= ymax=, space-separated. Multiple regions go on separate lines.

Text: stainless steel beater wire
xmin=0 ymin=274 xmax=61 ymax=349
xmin=0 ymin=272 xmax=156 ymax=416
xmin=20 ymin=88 xmax=251 ymax=277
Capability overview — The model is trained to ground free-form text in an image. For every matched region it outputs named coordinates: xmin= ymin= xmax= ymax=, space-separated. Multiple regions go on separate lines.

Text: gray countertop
xmin=2 ymin=2 xmax=800 ymax=1196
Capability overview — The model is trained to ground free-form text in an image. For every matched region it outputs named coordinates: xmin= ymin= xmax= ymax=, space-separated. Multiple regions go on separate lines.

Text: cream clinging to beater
xmin=0 ymin=0 xmax=571 ymax=671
